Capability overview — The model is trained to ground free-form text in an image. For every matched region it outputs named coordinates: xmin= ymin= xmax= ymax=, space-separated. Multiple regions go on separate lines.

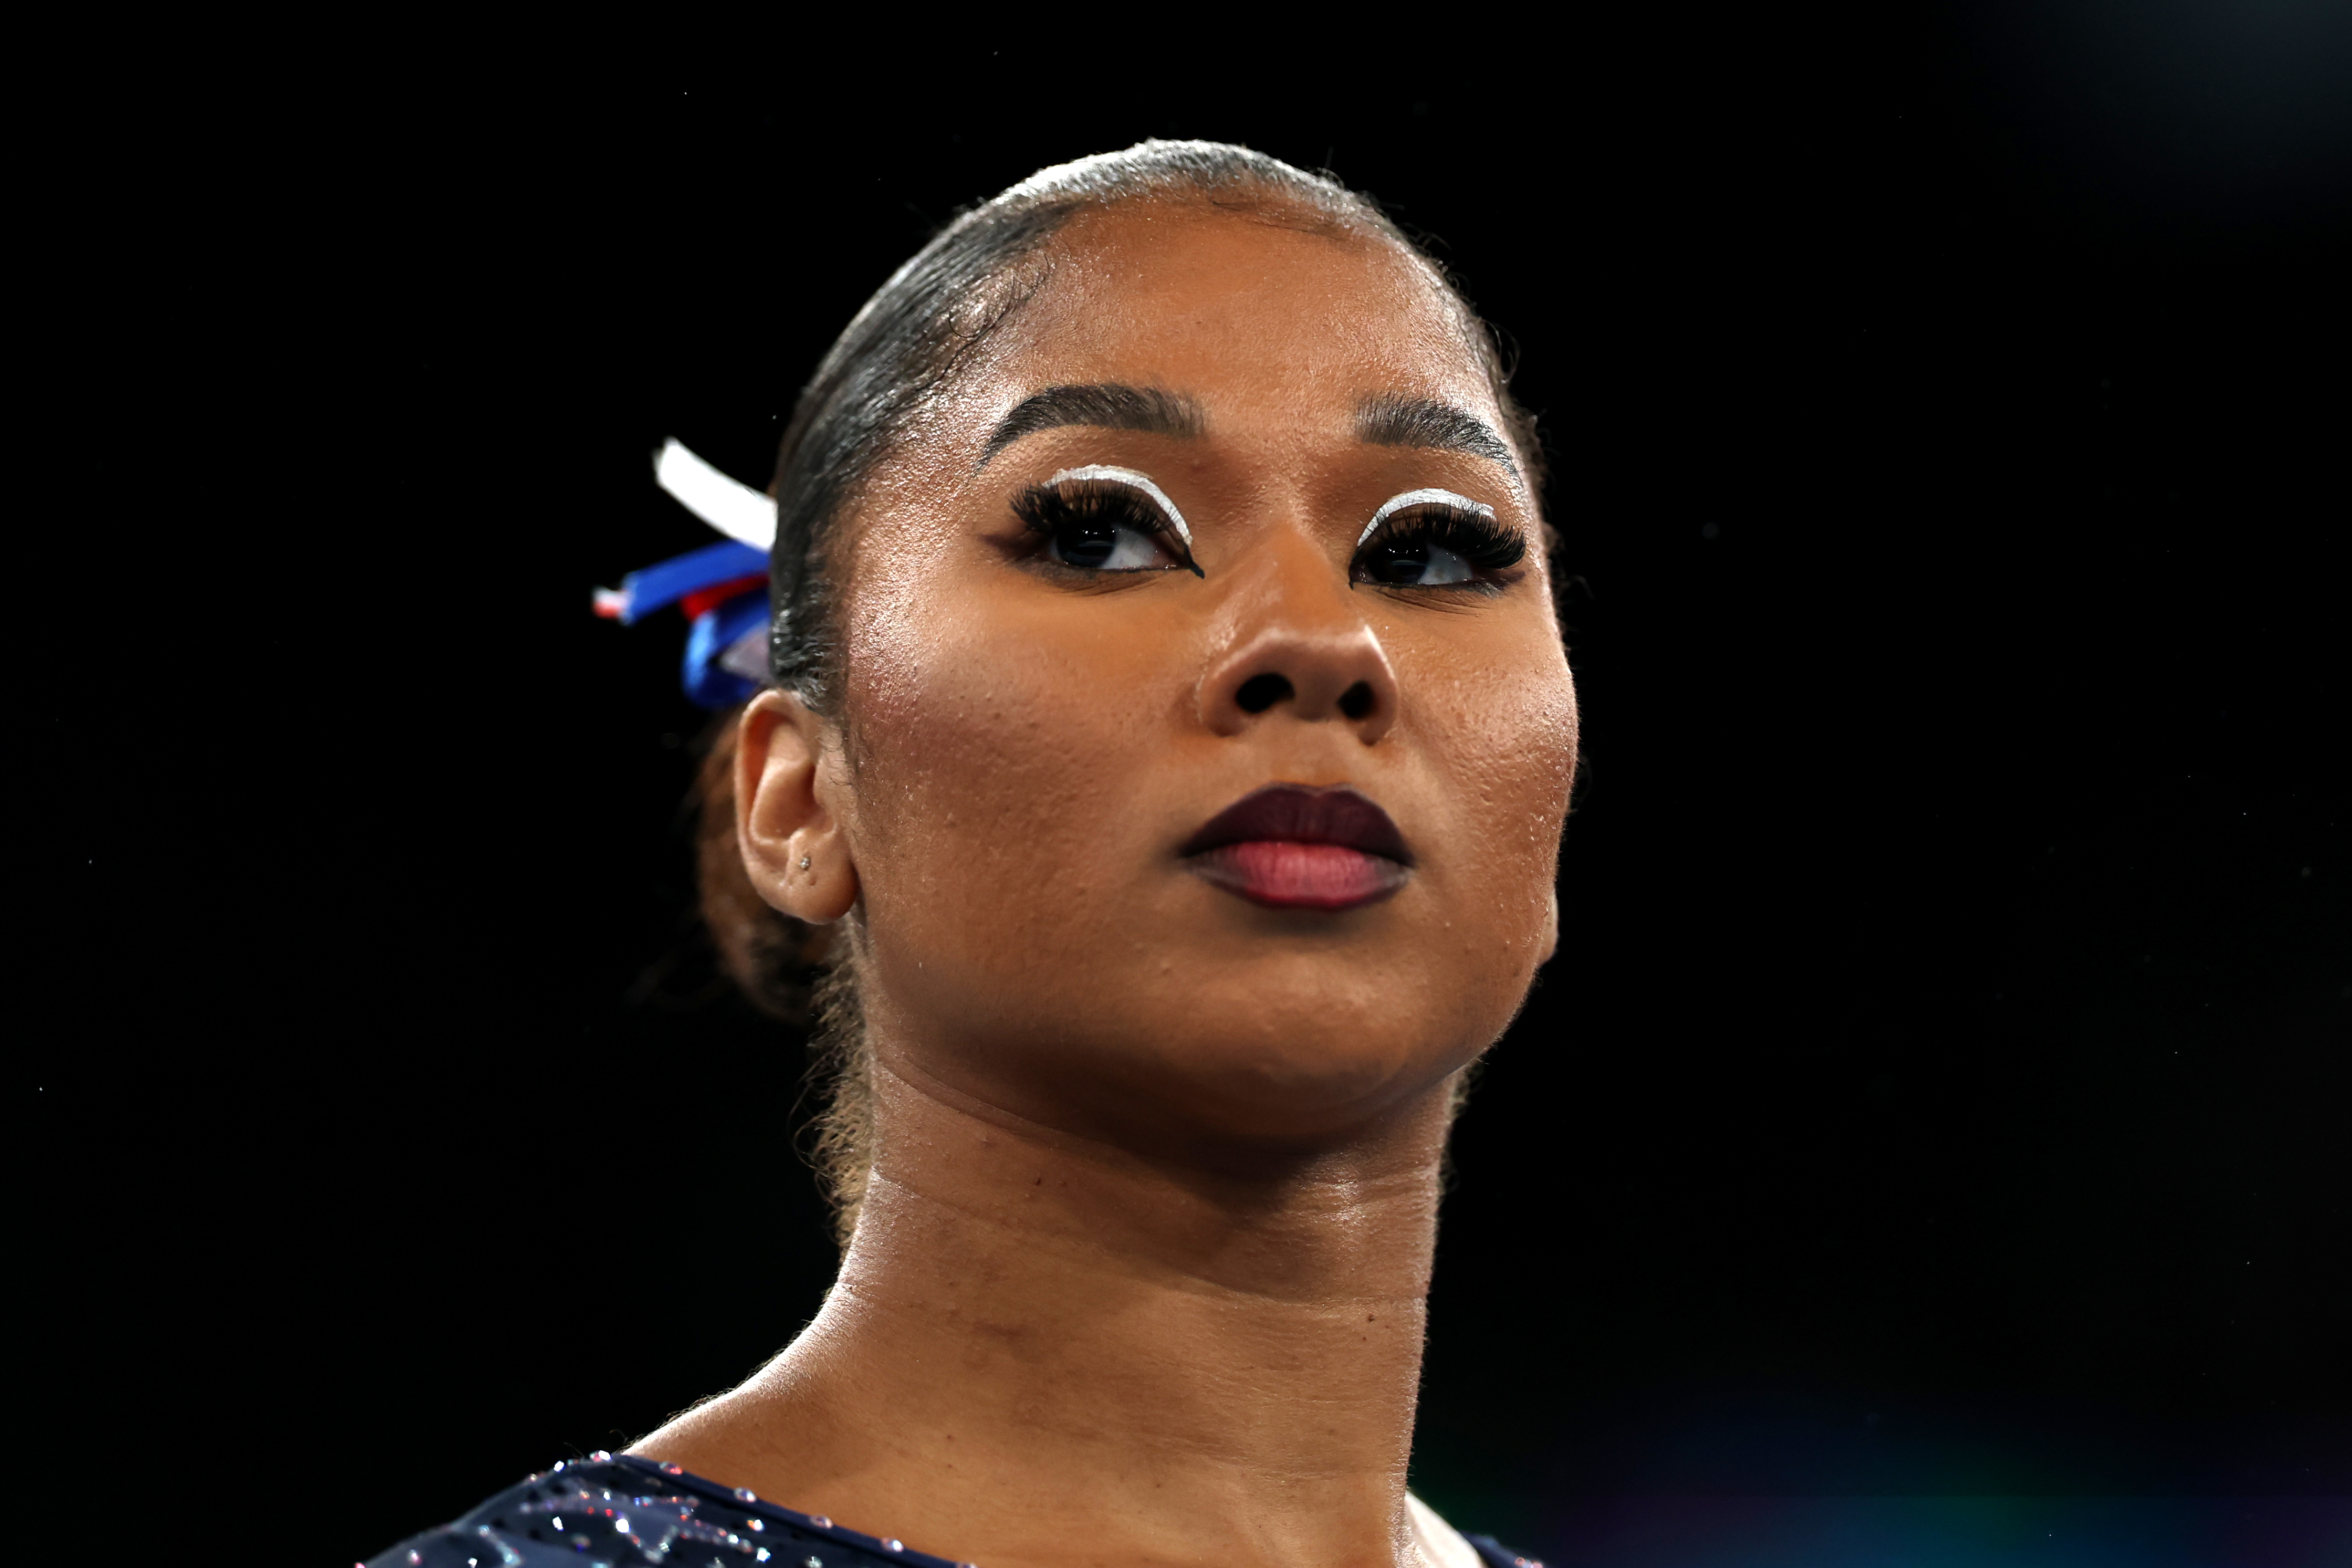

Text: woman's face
xmin=789 ymin=203 xmax=1577 ymax=1148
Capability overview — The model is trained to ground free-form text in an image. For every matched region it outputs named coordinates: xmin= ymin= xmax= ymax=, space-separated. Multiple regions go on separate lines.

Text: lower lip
xmin=1187 ymin=841 xmax=1409 ymax=911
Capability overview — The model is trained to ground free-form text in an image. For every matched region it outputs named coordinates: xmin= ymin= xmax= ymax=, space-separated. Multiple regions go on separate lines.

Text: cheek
xmin=1429 ymin=660 xmax=1579 ymax=1034
xmin=839 ymin=580 xmax=1173 ymax=945
xmin=1409 ymin=646 xmax=1579 ymax=984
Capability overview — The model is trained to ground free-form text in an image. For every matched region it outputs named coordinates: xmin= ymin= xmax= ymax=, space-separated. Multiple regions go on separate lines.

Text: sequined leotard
xmin=366 ymin=1451 xmax=1539 ymax=1567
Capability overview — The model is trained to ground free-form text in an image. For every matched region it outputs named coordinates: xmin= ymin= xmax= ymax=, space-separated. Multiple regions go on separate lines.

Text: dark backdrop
xmin=33 ymin=7 xmax=2349 ymax=1564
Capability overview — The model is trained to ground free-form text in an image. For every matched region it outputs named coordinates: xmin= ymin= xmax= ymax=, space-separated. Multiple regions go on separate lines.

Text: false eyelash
xmin=1010 ymin=479 xmax=1176 ymax=542
xmin=1354 ymin=503 xmax=1528 ymax=582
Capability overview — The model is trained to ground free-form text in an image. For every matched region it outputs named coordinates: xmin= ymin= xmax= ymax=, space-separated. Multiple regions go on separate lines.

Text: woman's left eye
xmin=1359 ymin=539 xmax=1481 ymax=587
xmin=1351 ymin=493 xmax=1526 ymax=593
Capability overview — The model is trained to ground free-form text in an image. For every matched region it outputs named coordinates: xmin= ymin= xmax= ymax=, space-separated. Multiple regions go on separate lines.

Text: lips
xmin=1180 ymin=785 xmax=1413 ymax=911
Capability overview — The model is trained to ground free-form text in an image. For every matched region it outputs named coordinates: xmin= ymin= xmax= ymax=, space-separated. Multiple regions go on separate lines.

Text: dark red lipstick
xmin=1180 ymin=785 xmax=1413 ymax=911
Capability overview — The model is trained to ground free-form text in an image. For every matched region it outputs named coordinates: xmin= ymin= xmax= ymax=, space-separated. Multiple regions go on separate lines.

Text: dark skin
xmin=633 ymin=202 xmax=1580 ymax=1568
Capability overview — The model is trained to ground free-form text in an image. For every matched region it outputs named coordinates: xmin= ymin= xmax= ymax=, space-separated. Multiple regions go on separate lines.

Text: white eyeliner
xmin=1047 ymin=465 xmax=1197 ymax=552
xmin=1357 ymin=487 xmax=1493 ymax=547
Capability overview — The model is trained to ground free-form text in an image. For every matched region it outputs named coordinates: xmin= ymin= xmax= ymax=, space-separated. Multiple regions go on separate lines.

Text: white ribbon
xmin=655 ymin=438 xmax=778 ymax=551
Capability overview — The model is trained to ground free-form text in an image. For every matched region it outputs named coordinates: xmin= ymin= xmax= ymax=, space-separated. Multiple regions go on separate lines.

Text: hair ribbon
xmin=593 ymin=440 xmax=776 ymax=707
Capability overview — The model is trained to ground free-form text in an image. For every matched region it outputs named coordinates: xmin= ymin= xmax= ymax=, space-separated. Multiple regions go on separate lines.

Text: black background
xmin=32 ymin=6 xmax=2350 ymax=1562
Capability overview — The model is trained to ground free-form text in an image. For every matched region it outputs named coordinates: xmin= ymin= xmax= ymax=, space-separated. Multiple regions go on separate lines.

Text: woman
xmin=375 ymin=141 xmax=1573 ymax=1568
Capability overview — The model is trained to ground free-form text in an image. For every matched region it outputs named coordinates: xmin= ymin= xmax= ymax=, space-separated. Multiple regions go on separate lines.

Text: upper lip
xmin=1180 ymin=785 xmax=1413 ymax=865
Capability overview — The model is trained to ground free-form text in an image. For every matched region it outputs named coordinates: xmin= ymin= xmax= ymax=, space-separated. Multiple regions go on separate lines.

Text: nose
xmin=1196 ymin=538 xmax=1399 ymax=744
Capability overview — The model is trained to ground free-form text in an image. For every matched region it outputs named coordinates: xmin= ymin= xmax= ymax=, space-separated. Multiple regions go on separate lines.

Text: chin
xmin=1107 ymin=974 xmax=1499 ymax=1144
xmin=872 ymin=895 xmax=1538 ymax=1143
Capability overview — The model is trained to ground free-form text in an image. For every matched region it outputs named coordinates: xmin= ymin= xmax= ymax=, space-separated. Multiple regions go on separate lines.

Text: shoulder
xmin=1407 ymin=1492 xmax=1548 ymax=1568
xmin=365 ymin=1453 xmax=967 ymax=1568
xmin=1461 ymin=1533 xmax=1549 ymax=1568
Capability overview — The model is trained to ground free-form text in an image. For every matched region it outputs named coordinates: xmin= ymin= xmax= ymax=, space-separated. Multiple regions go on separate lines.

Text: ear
xmin=736 ymin=688 xmax=859 ymax=924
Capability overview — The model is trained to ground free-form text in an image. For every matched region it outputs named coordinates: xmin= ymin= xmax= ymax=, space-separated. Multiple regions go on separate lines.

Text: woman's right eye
xmin=1011 ymin=479 xmax=1193 ymax=574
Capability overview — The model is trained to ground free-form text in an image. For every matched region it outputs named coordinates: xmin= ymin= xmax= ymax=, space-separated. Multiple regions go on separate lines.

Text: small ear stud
xmin=799 ymin=855 xmax=811 ymax=872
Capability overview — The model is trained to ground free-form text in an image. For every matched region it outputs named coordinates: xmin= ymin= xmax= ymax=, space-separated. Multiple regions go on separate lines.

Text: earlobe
xmin=736 ymin=689 xmax=859 ymax=924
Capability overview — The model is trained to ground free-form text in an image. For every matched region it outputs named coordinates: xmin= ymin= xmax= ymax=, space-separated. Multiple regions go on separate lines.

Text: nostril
xmin=1339 ymin=681 xmax=1376 ymax=721
xmin=1236 ymin=673 xmax=1293 ymax=714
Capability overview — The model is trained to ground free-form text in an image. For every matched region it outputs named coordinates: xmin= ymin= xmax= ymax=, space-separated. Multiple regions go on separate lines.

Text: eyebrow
xmin=1354 ymin=392 xmax=1519 ymax=477
xmin=981 ymin=383 xmax=1206 ymax=465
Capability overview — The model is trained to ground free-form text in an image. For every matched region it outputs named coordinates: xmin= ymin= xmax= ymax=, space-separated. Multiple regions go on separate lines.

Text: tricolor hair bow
xmin=593 ymin=441 xmax=777 ymax=707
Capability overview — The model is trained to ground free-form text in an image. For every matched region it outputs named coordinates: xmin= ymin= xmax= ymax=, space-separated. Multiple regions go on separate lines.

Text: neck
xmin=636 ymin=1053 xmax=1455 ymax=1568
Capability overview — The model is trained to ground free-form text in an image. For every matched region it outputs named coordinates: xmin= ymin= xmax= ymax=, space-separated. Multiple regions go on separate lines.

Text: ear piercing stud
xmin=799 ymin=855 xmax=811 ymax=872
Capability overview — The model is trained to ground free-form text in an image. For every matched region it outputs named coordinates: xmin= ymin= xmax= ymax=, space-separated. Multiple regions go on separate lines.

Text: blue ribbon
xmin=682 ymin=590 xmax=773 ymax=709
xmin=610 ymin=540 xmax=770 ymax=624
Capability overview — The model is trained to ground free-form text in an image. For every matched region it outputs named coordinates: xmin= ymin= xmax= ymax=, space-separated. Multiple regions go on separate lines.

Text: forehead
xmin=966 ymin=203 xmax=1494 ymax=428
